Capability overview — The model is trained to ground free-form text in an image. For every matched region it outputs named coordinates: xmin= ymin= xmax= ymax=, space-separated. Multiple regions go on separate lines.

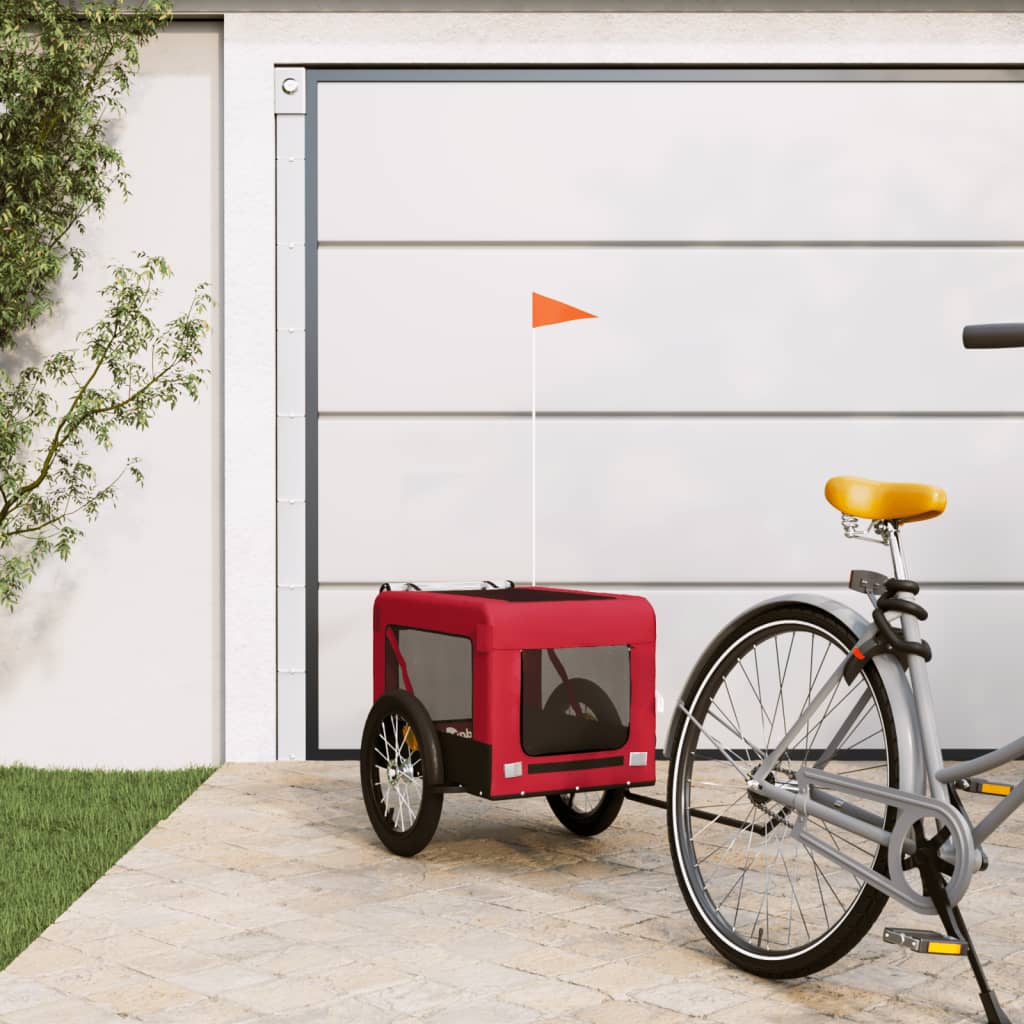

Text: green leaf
xmin=0 ymin=258 xmax=210 ymax=609
xmin=0 ymin=0 xmax=171 ymax=350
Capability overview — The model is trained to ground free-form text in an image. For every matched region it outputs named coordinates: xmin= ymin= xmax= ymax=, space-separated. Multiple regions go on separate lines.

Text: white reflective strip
xmin=504 ymin=761 xmax=523 ymax=779
xmin=629 ymin=751 xmax=648 ymax=767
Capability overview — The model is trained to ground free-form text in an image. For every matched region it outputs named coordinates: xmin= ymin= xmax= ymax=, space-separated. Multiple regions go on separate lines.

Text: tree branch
xmin=0 ymin=310 xmax=123 ymax=525
xmin=6 ymin=467 xmax=128 ymax=539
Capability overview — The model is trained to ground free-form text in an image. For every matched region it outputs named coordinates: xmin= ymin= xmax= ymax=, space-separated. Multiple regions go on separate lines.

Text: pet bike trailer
xmin=359 ymin=581 xmax=656 ymax=855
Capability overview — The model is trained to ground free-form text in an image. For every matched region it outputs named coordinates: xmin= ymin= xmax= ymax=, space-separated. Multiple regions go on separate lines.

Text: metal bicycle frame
xmin=742 ymin=525 xmax=1024 ymax=911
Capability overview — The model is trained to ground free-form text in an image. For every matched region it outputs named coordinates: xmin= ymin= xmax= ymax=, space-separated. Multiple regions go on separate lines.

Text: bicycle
xmin=665 ymin=323 xmax=1024 ymax=1024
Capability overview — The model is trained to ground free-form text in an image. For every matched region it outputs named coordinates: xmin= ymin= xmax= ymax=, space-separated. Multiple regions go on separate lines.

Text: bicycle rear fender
xmin=664 ymin=593 xmax=924 ymax=797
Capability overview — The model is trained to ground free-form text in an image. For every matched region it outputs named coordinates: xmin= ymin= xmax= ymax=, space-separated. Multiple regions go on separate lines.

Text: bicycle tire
xmin=667 ymin=602 xmax=898 ymax=978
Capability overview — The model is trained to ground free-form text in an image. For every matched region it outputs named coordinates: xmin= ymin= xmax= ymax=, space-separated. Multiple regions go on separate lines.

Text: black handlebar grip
xmin=963 ymin=323 xmax=1024 ymax=349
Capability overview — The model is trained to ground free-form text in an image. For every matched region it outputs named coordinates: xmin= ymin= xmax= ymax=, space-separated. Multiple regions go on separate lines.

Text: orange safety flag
xmin=532 ymin=292 xmax=597 ymax=328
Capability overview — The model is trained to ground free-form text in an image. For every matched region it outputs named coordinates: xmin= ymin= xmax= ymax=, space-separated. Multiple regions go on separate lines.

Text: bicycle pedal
xmin=883 ymin=928 xmax=968 ymax=956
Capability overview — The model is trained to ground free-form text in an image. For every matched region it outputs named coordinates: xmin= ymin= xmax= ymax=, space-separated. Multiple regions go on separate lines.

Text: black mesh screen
xmin=521 ymin=646 xmax=630 ymax=756
xmin=385 ymin=627 xmax=473 ymax=730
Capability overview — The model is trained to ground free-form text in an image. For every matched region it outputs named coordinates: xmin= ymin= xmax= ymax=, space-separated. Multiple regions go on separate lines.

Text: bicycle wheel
xmin=667 ymin=603 xmax=898 ymax=978
xmin=360 ymin=690 xmax=444 ymax=857
xmin=544 ymin=678 xmax=626 ymax=836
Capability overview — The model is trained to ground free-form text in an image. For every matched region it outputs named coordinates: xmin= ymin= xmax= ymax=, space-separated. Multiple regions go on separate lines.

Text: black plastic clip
xmin=843 ymin=577 xmax=932 ymax=681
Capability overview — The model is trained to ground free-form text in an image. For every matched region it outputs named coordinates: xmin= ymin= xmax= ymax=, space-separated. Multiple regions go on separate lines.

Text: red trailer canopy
xmin=372 ymin=586 xmax=656 ymax=799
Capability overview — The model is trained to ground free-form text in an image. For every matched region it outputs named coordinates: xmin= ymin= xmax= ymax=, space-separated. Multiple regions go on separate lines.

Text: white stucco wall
xmin=224 ymin=12 xmax=1024 ymax=762
xmin=10 ymin=13 xmax=1024 ymax=769
xmin=0 ymin=23 xmax=223 ymax=769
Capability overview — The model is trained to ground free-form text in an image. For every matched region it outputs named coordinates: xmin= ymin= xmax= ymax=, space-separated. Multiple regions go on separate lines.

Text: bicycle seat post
xmin=878 ymin=521 xmax=908 ymax=580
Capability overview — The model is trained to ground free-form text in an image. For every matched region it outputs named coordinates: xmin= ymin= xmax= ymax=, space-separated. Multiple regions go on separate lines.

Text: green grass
xmin=0 ymin=764 xmax=215 ymax=970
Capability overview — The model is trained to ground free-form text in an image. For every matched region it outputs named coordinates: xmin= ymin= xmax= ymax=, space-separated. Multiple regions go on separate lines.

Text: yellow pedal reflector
xmin=980 ymin=783 xmax=1012 ymax=797
xmin=883 ymin=927 xmax=969 ymax=954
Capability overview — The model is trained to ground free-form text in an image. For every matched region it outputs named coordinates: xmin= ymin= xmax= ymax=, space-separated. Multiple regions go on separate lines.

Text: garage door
xmin=300 ymin=68 xmax=1024 ymax=759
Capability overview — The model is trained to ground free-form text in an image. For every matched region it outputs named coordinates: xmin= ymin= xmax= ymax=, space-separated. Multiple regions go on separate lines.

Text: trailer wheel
xmin=360 ymin=690 xmax=444 ymax=856
xmin=547 ymin=787 xmax=625 ymax=836
xmin=543 ymin=677 xmax=626 ymax=836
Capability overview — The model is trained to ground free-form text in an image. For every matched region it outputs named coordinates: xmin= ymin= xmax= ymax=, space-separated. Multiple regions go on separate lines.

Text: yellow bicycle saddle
xmin=825 ymin=476 xmax=947 ymax=524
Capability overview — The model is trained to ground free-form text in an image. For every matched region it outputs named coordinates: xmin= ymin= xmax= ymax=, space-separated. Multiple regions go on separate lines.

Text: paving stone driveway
xmin=2 ymin=761 xmax=1023 ymax=1024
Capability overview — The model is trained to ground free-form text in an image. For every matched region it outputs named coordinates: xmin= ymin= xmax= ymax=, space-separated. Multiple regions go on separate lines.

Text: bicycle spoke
xmin=789 ymin=634 xmax=835 ymax=767
xmin=780 ymin=834 xmax=811 ymax=943
xmin=737 ymin=650 xmax=772 ymax=745
xmin=697 ymin=804 xmax=758 ymax=887
xmin=691 ymin=791 xmax=752 ymax=843
xmin=702 ymin=705 xmax=767 ymax=762
xmin=766 ymin=633 xmax=794 ymax=755
xmin=729 ymin=816 xmax=759 ymax=929
xmin=712 ymin=821 xmax=758 ymax=911
xmin=720 ymin=677 xmax=748 ymax=755
xmin=818 ymin=818 xmax=874 ymax=860
xmin=803 ymin=679 xmax=862 ymax=758
xmin=811 ymin=842 xmax=855 ymax=907
xmin=805 ymin=845 xmax=834 ymax=929
xmin=680 ymin=708 xmax=751 ymax=779
xmin=837 ymin=760 xmax=887 ymax=776
xmin=752 ymin=820 xmax=786 ymax=946
xmin=842 ymin=726 xmax=883 ymax=752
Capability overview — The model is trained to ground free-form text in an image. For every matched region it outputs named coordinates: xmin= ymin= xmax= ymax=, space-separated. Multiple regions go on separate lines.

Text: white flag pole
xmin=530 ymin=294 xmax=594 ymax=588
xmin=531 ymin=325 xmax=537 ymax=587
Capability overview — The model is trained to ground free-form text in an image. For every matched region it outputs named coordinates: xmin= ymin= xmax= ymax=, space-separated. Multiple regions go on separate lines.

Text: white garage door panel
xmin=316 ymin=417 xmax=1023 ymax=585
xmin=535 ymin=417 xmax=1024 ymax=582
xmin=317 ymin=585 xmax=1024 ymax=750
xmin=643 ymin=587 xmax=1024 ymax=752
xmin=318 ymin=587 xmax=376 ymax=749
xmin=318 ymin=418 xmax=531 ymax=582
xmin=317 ymin=82 xmax=1024 ymax=241
xmin=317 ymin=246 xmax=1024 ymax=414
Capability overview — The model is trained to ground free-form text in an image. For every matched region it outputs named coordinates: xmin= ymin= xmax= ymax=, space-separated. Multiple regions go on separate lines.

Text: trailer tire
xmin=360 ymin=690 xmax=444 ymax=856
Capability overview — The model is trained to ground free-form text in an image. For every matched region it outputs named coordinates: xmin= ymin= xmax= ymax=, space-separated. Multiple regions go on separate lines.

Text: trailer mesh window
xmin=384 ymin=627 xmax=472 ymax=734
xmin=521 ymin=646 xmax=630 ymax=756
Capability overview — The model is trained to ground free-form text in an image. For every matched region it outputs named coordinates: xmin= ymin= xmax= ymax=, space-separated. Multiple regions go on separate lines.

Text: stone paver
xmin=2 ymin=760 xmax=1022 ymax=1023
